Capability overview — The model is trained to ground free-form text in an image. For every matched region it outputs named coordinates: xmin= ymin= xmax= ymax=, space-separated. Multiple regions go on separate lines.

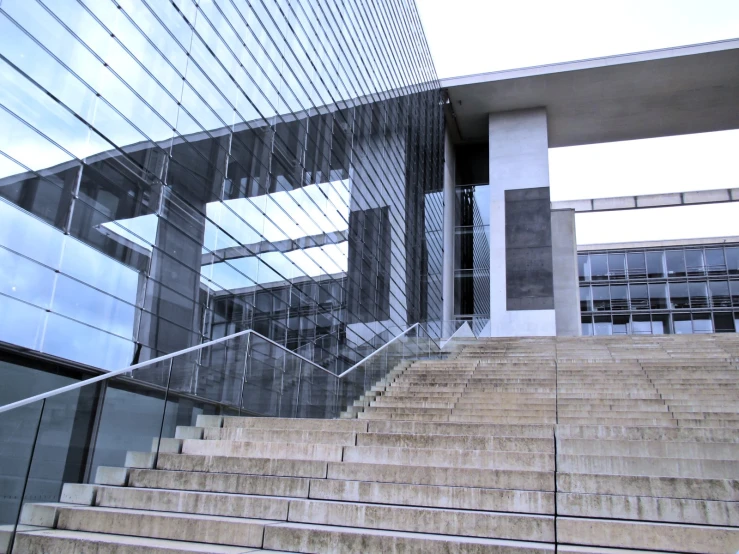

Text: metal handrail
xmin=0 ymin=322 xmax=431 ymax=414
xmin=339 ymin=322 xmax=424 ymax=378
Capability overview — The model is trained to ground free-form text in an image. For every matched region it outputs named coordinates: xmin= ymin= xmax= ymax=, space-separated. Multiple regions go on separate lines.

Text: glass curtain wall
xmin=579 ymin=244 xmax=739 ymax=335
xmin=0 ymin=1 xmax=443 ymax=379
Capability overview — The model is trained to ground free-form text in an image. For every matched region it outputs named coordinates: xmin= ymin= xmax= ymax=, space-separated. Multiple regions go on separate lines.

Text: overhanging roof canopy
xmin=442 ymin=39 xmax=739 ymax=147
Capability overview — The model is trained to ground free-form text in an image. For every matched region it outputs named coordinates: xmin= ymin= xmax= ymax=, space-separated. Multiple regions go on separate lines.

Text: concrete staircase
xmin=11 ymin=335 xmax=739 ymax=553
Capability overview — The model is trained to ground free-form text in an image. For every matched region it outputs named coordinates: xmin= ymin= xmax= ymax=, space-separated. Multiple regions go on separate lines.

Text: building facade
xmin=578 ymin=238 xmax=739 ymax=335
xmin=0 ymin=0 xmax=443 ymax=378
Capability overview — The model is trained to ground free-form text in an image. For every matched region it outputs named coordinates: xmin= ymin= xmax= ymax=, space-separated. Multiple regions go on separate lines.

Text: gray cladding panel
xmin=505 ymin=188 xmax=554 ymax=310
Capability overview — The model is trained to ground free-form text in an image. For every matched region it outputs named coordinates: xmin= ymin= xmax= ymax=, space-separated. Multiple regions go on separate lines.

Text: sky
xmin=416 ymin=0 xmax=739 ymax=244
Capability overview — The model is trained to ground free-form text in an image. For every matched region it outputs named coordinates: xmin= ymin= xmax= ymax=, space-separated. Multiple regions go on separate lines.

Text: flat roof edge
xmin=578 ymin=235 xmax=739 ymax=252
xmin=441 ymin=37 xmax=739 ymax=88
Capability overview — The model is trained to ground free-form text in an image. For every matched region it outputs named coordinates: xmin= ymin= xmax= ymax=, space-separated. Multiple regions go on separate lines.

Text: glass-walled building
xmin=0 ymin=0 xmax=443 ymax=377
xmin=578 ymin=239 xmax=739 ymax=335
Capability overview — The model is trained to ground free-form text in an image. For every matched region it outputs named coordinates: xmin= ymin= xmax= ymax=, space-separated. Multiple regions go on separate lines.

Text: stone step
xmin=155 ymin=453 xmax=328 ymax=478
xmin=556 ymin=425 xmax=739 ymax=442
xmin=557 ymin=472 xmax=739 ymax=501
xmin=219 ymin=417 xmax=368 ymax=432
xmin=307 ymin=477 xmax=554 ymax=512
xmin=342 ymin=445 xmax=554 ymax=471
xmin=125 ymin=468 xmax=310 ymax=498
xmin=21 ymin=504 xmax=276 ymax=548
xmin=558 ymin=454 xmax=738 ymax=478
xmin=81 ymin=484 xmax=290 ymax=520
xmin=557 ymin=516 xmax=739 ymax=554
xmin=202 ymin=427 xmax=357 ymax=445
xmin=327 ymin=461 xmax=554 ymax=490
xmin=287 ymin=499 xmax=554 ymax=541
xmin=367 ymin=420 xmax=554 ymax=437
xmin=558 ymin=438 xmax=739 ymax=459
xmin=557 ymin=491 xmax=739 ymax=526
xmin=181 ymin=439 xmax=344 ymax=461
xmin=262 ymin=521 xmax=555 ymax=553
xmin=356 ymin=432 xmax=553 ymax=452
xmin=13 ymin=529 xmax=275 ymax=553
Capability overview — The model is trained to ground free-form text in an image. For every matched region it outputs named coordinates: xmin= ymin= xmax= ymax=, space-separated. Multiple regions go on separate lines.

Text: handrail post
xmin=238 ymin=332 xmax=252 ymax=416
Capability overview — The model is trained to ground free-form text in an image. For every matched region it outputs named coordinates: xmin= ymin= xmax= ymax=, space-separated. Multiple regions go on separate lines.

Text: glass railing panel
xmin=0 ymin=397 xmax=45 ymax=552
xmin=0 ymin=321 xmax=446 ymax=551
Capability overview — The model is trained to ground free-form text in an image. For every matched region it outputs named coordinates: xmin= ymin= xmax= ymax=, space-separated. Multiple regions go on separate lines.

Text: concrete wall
xmin=489 ymin=108 xmax=556 ymax=337
xmin=551 ymin=209 xmax=582 ymax=336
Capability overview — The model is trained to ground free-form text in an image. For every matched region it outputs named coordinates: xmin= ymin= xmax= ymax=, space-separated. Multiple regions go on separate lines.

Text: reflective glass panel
xmin=607 ymin=253 xmax=626 ymax=280
xmin=666 ymin=250 xmax=686 ymax=277
xmin=709 ymin=281 xmax=731 ymax=308
xmin=684 ymin=249 xmax=705 ymax=276
xmin=578 ymin=254 xmax=589 ymax=282
xmin=648 ymin=283 xmax=668 ymax=310
xmin=688 ymin=282 xmax=709 ymax=309
xmin=590 ymin=254 xmax=608 ymax=281
xmin=592 ymin=285 xmax=610 ymax=311
xmin=705 ymin=248 xmax=726 ymax=274
xmin=610 ymin=285 xmax=628 ymax=311
xmin=579 ymin=286 xmax=591 ymax=312
xmin=626 ymin=252 xmax=646 ymax=279
xmin=673 ymin=313 xmax=692 ymax=334
xmin=713 ymin=312 xmax=735 ymax=333
xmin=630 ymin=284 xmax=649 ymax=310
xmin=727 ymin=248 xmax=739 ymax=275
xmin=646 ymin=251 xmax=665 ymax=278
xmin=692 ymin=313 xmax=713 ymax=333
xmin=669 ymin=282 xmax=689 ymax=309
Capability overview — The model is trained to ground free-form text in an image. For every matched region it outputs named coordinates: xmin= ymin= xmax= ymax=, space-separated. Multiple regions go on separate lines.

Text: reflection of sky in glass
xmin=100 ymin=180 xmax=351 ymax=252
xmin=203 ymin=242 xmax=348 ymax=292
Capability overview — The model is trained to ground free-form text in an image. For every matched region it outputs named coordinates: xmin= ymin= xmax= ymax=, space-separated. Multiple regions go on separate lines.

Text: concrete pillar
xmin=551 ymin=209 xmax=582 ymax=336
xmin=488 ymin=108 xmax=556 ymax=337
xmin=442 ymin=131 xmax=456 ymax=331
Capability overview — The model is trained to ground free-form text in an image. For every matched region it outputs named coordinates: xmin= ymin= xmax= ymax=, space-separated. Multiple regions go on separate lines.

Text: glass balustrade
xmin=0 ymin=323 xmax=445 ymax=552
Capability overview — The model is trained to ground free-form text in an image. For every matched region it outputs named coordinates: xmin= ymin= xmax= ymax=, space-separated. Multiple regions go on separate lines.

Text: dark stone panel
xmin=505 ymin=188 xmax=554 ymax=311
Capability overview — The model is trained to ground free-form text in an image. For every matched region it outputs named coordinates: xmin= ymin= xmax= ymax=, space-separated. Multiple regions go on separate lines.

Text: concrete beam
xmin=552 ymin=188 xmax=739 ymax=213
xmin=442 ymin=39 xmax=739 ymax=146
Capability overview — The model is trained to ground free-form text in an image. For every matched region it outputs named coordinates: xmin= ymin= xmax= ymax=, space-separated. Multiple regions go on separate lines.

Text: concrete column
xmin=489 ymin=108 xmax=556 ymax=337
xmin=441 ymin=131 xmax=456 ymax=329
xmin=551 ymin=209 xmax=582 ymax=336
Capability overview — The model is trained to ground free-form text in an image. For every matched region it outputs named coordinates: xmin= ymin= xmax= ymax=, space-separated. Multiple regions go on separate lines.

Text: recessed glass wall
xmin=0 ymin=0 xmax=443 ymax=376
xmin=454 ymin=184 xmax=490 ymax=319
xmin=579 ymin=244 xmax=739 ymax=335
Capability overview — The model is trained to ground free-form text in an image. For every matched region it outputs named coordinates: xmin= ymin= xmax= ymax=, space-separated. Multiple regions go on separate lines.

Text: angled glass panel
xmin=646 ymin=251 xmax=665 ymax=279
xmin=692 ymin=312 xmax=713 ymax=334
xmin=684 ymin=249 xmax=705 ymax=276
xmin=631 ymin=314 xmax=652 ymax=335
xmin=591 ymin=285 xmax=610 ymax=311
xmin=648 ymin=283 xmax=668 ymax=310
xmin=709 ymin=280 xmax=731 ymax=308
xmin=590 ymin=254 xmax=608 ymax=281
xmin=705 ymin=248 xmax=727 ymax=274
xmin=651 ymin=313 xmax=670 ymax=335
xmin=688 ymin=281 xmax=708 ymax=309
xmin=673 ymin=313 xmax=692 ymax=334
xmin=579 ymin=286 xmax=591 ymax=312
xmin=607 ymin=253 xmax=626 ymax=280
xmin=626 ymin=252 xmax=646 ymax=279
xmin=669 ymin=282 xmax=689 ymax=309
xmin=726 ymin=248 xmax=739 ymax=275
xmin=577 ymin=254 xmax=589 ymax=282
xmin=666 ymin=250 xmax=686 ymax=278
xmin=713 ymin=312 xmax=735 ymax=333
xmin=610 ymin=285 xmax=628 ymax=311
